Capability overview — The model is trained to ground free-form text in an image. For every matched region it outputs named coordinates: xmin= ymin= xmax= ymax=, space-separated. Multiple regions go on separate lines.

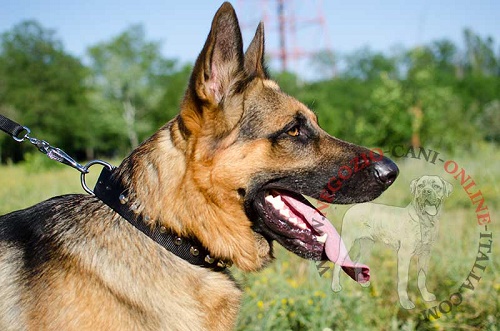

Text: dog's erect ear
xmin=441 ymin=178 xmax=453 ymax=197
xmin=244 ymin=22 xmax=268 ymax=78
xmin=190 ymin=2 xmax=244 ymax=105
xmin=410 ymin=178 xmax=418 ymax=194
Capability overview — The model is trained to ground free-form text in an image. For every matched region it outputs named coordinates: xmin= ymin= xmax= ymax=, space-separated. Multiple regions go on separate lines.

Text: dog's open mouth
xmin=421 ymin=194 xmax=441 ymax=216
xmin=253 ymin=189 xmax=369 ymax=283
xmin=424 ymin=199 xmax=440 ymax=216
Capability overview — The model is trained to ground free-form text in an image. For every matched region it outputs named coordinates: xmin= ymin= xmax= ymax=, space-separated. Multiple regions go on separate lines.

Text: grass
xmin=234 ymin=144 xmax=500 ymax=331
xmin=0 ymin=146 xmax=499 ymax=330
xmin=0 ymin=154 xmax=103 ymax=215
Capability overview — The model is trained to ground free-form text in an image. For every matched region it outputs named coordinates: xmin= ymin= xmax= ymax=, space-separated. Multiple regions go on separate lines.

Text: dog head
xmin=410 ymin=175 xmax=452 ymax=217
xmin=176 ymin=2 xmax=399 ymax=270
xmin=125 ymin=3 xmax=398 ymax=273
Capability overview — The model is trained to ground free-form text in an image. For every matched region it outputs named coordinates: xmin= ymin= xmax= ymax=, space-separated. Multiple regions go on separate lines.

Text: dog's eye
xmin=287 ymin=126 xmax=300 ymax=137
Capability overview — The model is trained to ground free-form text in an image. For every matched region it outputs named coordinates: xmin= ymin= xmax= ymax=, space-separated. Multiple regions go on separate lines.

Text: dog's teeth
xmin=265 ymin=195 xmax=286 ymax=209
xmin=316 ymin=233 xmax=328 ymax=243
xmin=265 ymin=195 xmax=276 ymax=203
xmin=289 ymin=217 xmax=298 ymax=224
xmin=272 ymin=200 xmax=285 ymax=210
xmin=280 ymin=209 xmax=290 ymax=217
xmin=297 ymin=222 xmax=307 ymax=229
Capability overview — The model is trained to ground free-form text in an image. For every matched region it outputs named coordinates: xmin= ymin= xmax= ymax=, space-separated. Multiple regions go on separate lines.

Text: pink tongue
xmin=281 ymin=196 xmax=370 ymax=283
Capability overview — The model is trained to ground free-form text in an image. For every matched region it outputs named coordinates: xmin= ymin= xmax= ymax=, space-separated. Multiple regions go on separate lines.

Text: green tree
xmin=343 ymin=46 xmax=398 ymax=81
xmin=463 ymin=28 xmax=498 ymax=76
xmin=361 ymin=73 xmax=412 ymax=148
xmin=0 ymin=21 xmax=91 ymax=162
xmin=87 ymin=25 xmax=177 ymax=153
xmin=151 ymin=63 xmax=192 ymax=128
xmin=273 ymin=71 xmax=304 ymax=97
xmin=430 ymin=39 xmax=459 ymax=84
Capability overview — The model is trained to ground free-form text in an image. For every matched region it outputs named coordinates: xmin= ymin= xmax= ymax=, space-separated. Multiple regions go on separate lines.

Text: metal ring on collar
xmin=80 ymin=160 xmax=115 ymax=195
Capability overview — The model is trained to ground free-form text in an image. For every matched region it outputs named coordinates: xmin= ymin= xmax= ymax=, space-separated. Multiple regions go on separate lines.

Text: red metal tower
xmin=237 ymin=0 xmax=333 ymax=76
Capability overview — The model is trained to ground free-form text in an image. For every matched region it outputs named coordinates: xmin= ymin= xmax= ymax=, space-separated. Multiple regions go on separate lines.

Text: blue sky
xmin=0 ymin=0 xmax=498 ymax=75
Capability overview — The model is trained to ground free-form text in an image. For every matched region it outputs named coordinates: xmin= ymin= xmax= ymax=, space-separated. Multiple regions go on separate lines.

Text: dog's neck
xmin=94 ymin=164 xmax=232 ymax=271
xmin=111 ymin=119 xmax=270 ymax=272
xmin=114 ymin=121 xmax=188 ymax=233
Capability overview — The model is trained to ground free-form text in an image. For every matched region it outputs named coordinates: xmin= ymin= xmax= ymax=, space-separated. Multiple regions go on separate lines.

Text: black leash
xmin=0 ymin=114 xmax=228 ymax=271
xmin=0 ymin=114 xmax=27 ymax=140
xmin=0 ymin=114 xmax=89 ymax=174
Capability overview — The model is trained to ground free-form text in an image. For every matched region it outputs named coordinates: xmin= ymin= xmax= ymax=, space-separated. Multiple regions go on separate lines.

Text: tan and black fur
xmin=0 ymin=3 xmax=398 ymax=330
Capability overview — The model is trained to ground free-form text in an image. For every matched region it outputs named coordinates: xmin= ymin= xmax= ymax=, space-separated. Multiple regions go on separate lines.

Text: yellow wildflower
xmin=287 ymin=278 xmax=299 ymax=288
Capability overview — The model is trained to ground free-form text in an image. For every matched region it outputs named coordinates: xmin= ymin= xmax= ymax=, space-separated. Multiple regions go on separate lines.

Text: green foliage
xmin=1 ymin=144 xmax=499 ymax=331
xmin=481 ymin=100 xmax=500 ymax=142
xmin=300 ymin=78 xmax=377 ymax=141
xmin=463 ymin=28 xmax=499 ymax=76
xmin=87 ymin=25 xmax=180 ymax=154
xmin=0 ymin=22 xmax=499 ymax=163
xmin=152 ymin=63 xmax=192 ymax=126
xmin=233 ymin=148 xmax=500 ymax=330
xmin=22 ymin=152 xmax=62 ymax=173
xmin=0 ymin=21 xmax=91 ymax=162
xmin=361 ymin=73 xmax=412 ymax=147
xmin=0 ymin=19 xmax=498 ymax=330
xmin=343 ymin=46 xmax=398 ymax=80
xmin=294 ymin=30 xmax=499 ymax=154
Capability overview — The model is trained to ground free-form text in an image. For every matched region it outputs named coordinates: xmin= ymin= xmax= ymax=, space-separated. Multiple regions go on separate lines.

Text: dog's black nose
xmin=372 ymin=157 xmax=399 ymax=188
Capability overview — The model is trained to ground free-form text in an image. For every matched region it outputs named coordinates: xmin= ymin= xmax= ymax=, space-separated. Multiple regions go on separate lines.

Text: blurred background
xmin=0 ymin=0 xmax=498 ymax=162
xmin=0 ymin=1 xmax=499 ymax=330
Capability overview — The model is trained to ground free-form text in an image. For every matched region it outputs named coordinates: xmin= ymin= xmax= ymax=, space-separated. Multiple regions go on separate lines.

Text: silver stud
xmin=159 ymin=226 xmax=167 ymax=233
xmin=205 ymin=255 xmax=215 ymax=264
xmin=174 ymin=237 xmax=182 ymax=245
xmin=217 ymin=260 xmax=226 ymax=268
xmin=190 ymin=247 xmax=200 ymax=256
xmin=119 ymin=194 xmax=128 ymax=204
xmin=144 ymin=215 xmax=151 ymax=222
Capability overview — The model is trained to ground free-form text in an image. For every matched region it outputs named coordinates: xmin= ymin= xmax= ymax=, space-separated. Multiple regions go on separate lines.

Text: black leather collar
xmin=93 ymin=167 xmax=230 ymax=272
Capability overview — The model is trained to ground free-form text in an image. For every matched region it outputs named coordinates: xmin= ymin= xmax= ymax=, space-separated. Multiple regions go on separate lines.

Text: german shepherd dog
xmin=0 ymin=3 xmax=398 ymax=330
